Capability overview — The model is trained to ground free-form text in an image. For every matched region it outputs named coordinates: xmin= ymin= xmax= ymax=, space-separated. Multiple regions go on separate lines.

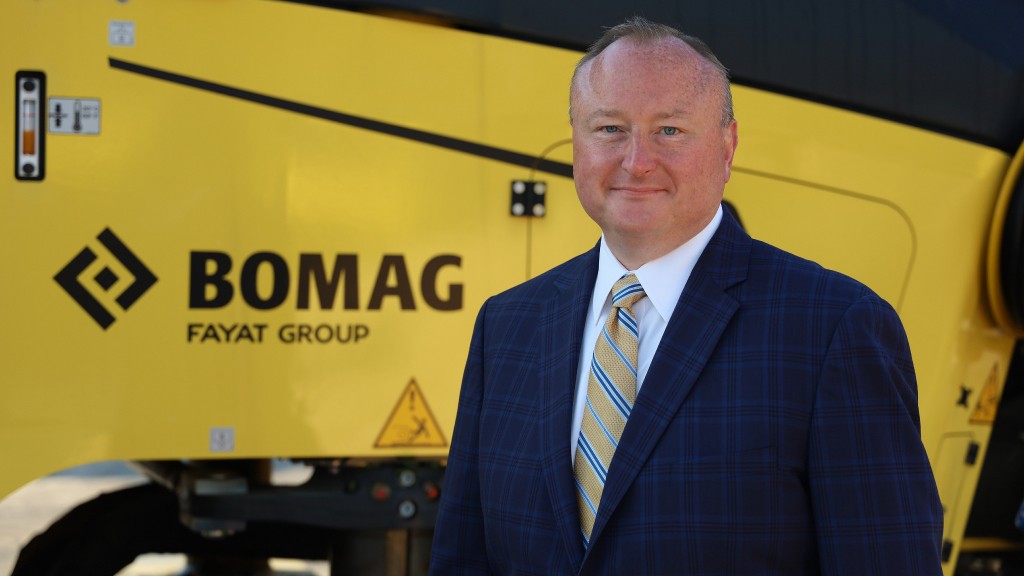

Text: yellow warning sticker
xmin=374 ymin=379 xmax=447 ymax=448
xmin=970 ymin=364 xmax=1001 ymax=425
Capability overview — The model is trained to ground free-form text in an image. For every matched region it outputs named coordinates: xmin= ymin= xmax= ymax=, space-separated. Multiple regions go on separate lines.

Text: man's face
xmin=571 ymin=37 xmax=738 ymax=267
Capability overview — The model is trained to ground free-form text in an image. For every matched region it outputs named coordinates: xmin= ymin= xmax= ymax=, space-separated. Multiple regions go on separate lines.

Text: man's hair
xmin=569 ymin=16 xmax=734 ymax=126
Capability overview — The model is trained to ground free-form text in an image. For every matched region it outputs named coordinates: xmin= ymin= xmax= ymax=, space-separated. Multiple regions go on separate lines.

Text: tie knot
xmin=611 ymin=273 xmax=646 ymax=310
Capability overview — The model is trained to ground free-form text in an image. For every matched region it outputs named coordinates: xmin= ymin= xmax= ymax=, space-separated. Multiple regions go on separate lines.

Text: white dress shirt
xmin=570 ymin=206 xmax=723 ymax=462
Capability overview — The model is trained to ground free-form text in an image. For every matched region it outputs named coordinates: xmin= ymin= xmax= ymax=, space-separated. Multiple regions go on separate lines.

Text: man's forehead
xmin=578 ymin=39 xmax=709 ymax=101
xmin=589 ymin=36 xmax=703 ymax=77
xmin=578 ymin=39 xmax=709 ymax=100
xmin=569 ymin=34 xmax=728 ymax=125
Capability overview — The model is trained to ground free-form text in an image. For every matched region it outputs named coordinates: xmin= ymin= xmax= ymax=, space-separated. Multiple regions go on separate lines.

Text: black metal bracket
xmin=510 ymin=180 xmax=546 ymax=217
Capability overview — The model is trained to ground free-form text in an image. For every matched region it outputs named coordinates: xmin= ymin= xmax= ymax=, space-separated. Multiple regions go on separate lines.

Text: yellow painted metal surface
xmin=0 ymin=0 xmax=586 ymax=497
xmin=1 ymin=2 xmax=1020 ymax=571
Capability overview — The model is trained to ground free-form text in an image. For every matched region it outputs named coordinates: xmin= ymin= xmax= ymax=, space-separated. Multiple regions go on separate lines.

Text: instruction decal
xmin=375 ymin=379 xmax=447 ymax=448
xmin=210 ymin=426 xmax=236 ymax=453
xmin=109 ymin=21 xmax=135 ymax=47
xmin=49 ymin=98 xmax=100 ymax=134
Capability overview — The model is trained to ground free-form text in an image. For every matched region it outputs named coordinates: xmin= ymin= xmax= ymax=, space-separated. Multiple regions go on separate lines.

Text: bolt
xmin=398 ymin=500 xmax=417 ymax=519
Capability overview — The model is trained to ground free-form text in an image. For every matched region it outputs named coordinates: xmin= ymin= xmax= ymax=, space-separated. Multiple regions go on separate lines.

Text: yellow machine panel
xmin=1 ymin=1 xmax=590 ymax=497
xmin=3 ymin=1 xmax=1023 ymax=574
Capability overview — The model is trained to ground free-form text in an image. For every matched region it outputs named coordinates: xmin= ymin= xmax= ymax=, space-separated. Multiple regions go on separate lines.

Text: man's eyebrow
xmin=657 ymin=109 xmax=691 ymax=119
xmin=589 ymin=108 xmax=623 ymax=119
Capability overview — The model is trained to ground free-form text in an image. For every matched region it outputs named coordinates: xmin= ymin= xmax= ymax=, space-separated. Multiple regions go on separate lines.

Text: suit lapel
xmin=585 ymin=212 xmax=751 ymax=552
xmin=539 ymin=246 xmax=599 ymax=572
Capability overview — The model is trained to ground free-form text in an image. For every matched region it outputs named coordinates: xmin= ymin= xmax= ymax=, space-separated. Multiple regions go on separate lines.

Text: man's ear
xmin=723 ymin=119 xmax=738 ymax=182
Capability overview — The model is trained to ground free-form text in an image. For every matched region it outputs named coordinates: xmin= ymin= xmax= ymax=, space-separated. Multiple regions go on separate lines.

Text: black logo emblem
xmin=55 ymin=228 xmax=158 ymax=329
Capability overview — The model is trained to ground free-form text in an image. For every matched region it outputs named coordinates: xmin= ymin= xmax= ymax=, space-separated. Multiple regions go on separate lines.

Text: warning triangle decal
xmin=374 ymin=379 xmax=447 ymax=448
xmin=970 ymin=363 xmax=1002 ymax=424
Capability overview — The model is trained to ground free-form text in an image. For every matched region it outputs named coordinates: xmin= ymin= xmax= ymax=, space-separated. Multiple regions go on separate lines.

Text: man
xmin=431 ymin=17 xmax=943 ymax=575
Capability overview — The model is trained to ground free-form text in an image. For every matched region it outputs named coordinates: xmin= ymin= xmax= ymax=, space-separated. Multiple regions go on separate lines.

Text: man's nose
xmin=622 ymin=133 xmax=657 ymax=176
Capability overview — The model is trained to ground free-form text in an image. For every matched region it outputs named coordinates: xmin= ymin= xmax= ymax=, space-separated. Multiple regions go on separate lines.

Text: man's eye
xmin=601 ymin=126 xmax=620 ymax=133
xmin=661 ymin=127 xmax=679 ymax=135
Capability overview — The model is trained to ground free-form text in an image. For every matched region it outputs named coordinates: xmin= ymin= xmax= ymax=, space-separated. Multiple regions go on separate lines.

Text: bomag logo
xmin=55 ymin=230 xmax=463 ymax=343
xmin=54 ymin=228 xmax=158 ymax=329
xmin=186 ymin=251 xmax=463 ymax=345
xmin=189 ymin=252 xmax=463 ymax=312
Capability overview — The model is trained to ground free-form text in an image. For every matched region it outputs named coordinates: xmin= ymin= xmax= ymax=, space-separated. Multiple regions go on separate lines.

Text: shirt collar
xmin=591 ymin=205 xmax=723 ymax=325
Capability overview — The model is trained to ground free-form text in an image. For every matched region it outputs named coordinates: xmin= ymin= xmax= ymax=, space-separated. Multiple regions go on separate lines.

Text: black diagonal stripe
xmin=108 ymin=58 xmax=574 ymax=179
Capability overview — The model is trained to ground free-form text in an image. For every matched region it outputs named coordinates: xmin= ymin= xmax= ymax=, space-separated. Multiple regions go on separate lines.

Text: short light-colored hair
xmin=569 ymin=16 xmax=734 ymax=126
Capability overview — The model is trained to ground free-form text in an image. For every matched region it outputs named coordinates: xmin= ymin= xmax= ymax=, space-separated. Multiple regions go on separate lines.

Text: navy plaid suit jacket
xmin=432 ymin=209 xmax=943 ymax=575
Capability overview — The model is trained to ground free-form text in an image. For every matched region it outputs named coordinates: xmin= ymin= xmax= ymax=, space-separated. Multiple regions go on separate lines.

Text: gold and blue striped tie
xmin=574 ymin=273 xmax=646 ymax=547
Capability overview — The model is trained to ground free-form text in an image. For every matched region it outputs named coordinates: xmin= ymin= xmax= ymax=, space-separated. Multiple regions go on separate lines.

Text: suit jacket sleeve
xmin=431 ymin=300 xmax=491 ymax=575
xmin=809 ymin=294 xmax=944 ymax=574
